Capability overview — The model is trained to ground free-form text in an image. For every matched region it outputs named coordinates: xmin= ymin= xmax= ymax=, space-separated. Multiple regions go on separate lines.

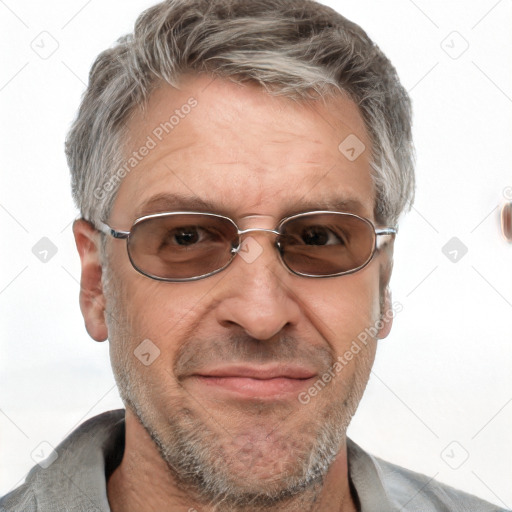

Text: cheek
xmin=120 ymin=277 xmax=210 ymax=356
xmin=108 ymin=279 xmax=204 ymax=400
xmin=296 ymin=268 xmax=382 ymax=354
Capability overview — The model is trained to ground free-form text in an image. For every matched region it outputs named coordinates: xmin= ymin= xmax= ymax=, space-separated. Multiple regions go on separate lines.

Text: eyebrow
xmin=134 ymin=193 xmax=223 ymax=219
xmin=133 ymin=192 xmax=368 ymax=221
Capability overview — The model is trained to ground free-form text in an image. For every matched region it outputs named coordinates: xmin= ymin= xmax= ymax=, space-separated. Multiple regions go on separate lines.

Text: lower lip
xmin=192 ymin=375 xmax=315 ymax=399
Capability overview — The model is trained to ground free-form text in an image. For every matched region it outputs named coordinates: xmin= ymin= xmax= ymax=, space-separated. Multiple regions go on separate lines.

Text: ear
xmin=377 ymin=240 xmax=395 ymax=340
xmin=377 ymin=286 xmax=393 ymax=339
xmin=72 ymin=219 xmax=108 ymax=342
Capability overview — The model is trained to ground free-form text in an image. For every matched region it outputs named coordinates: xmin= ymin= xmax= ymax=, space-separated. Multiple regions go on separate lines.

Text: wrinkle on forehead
xmin=111 ymin=76 xmax=375 ymax=228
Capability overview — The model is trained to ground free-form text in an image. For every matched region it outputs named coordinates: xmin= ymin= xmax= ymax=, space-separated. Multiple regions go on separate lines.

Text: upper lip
xmin=193 ymin=364 xmax=317 ymax=380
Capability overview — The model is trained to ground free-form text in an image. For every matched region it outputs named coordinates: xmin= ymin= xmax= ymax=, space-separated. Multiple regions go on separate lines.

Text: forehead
xmin=111 ymin=74 xmax=375 ymax=226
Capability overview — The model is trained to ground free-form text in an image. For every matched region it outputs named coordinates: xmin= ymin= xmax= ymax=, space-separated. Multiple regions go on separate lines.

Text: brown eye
xmin=171 ymin=227 xmax=201 ymax=246
xmin=300 ymin=226 xmax=344 ymax=246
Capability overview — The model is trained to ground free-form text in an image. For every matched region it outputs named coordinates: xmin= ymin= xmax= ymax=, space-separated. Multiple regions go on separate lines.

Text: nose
xmin=214 ymin=232 xmax=302 ymax=340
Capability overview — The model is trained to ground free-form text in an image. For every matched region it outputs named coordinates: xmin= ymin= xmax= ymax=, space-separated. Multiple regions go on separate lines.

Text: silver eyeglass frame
xmin=96 ymin=210 xmax=397 ymax=282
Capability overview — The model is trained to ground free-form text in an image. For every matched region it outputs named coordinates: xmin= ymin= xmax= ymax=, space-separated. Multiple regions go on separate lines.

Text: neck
xmin=107 ymin=409 xmax=358 ymax=512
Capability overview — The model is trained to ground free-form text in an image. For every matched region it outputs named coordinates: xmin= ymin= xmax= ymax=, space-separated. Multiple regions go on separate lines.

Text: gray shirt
xmin=0 ymin=409 xmax=507 ymax=512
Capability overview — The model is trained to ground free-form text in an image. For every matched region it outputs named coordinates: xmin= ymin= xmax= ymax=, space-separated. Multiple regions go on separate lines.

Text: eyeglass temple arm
xmin=96 ymin=220 xmax=130 ymax=240
xmin=375 ymin=227 xmax=397 ymax=249
xmin=376 ymin=227 xmax=397 ymax=236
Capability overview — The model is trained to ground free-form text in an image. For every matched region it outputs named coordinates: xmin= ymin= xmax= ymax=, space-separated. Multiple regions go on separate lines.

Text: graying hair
xmin=65 ymin=0 xmax=415 ymax=230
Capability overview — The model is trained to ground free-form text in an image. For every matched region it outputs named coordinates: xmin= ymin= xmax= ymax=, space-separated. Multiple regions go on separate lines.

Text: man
xmin=0 ymin=0 xmax=508 ymax=511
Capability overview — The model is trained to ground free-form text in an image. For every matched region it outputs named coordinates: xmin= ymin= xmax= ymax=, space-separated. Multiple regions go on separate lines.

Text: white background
xmin=1 ymin=0 xmax=511 ymax=507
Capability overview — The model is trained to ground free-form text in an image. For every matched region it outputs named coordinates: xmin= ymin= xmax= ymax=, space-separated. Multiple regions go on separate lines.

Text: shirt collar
xmin=26 ymin=410 xmax=395 ymax=512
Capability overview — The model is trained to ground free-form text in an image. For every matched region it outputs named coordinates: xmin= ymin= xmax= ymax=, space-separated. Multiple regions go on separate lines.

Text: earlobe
xmin=377 ymin=286 xmax=393 ymax=339
xmin=72 ymin=219 xmax=108 ymax=342
xmin=378 ymin=243 xmax=394 ymax=340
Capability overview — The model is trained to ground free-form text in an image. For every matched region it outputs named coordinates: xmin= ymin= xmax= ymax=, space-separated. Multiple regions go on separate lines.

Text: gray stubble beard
xmin=103 ymin=265 xmax=374 ymax=512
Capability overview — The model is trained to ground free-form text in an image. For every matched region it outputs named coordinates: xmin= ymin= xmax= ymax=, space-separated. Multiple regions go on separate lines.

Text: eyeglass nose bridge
xmin=231 ymin=227 xmax=281 ymax=254
xmin=237 ymin=227 xmax=280 ymax=236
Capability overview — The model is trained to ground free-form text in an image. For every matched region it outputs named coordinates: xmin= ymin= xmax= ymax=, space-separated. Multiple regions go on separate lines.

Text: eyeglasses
xmin=97 ymin=211 xmax=397 ymax=282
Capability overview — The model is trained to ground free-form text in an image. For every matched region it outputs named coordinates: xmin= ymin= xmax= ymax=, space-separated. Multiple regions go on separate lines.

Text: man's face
xmin=91 ymin=75 xmax=392 ymax=505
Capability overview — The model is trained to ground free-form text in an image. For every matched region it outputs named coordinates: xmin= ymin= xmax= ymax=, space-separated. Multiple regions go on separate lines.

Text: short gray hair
xmin=65 ymin=0 xmax=414 ymax=229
